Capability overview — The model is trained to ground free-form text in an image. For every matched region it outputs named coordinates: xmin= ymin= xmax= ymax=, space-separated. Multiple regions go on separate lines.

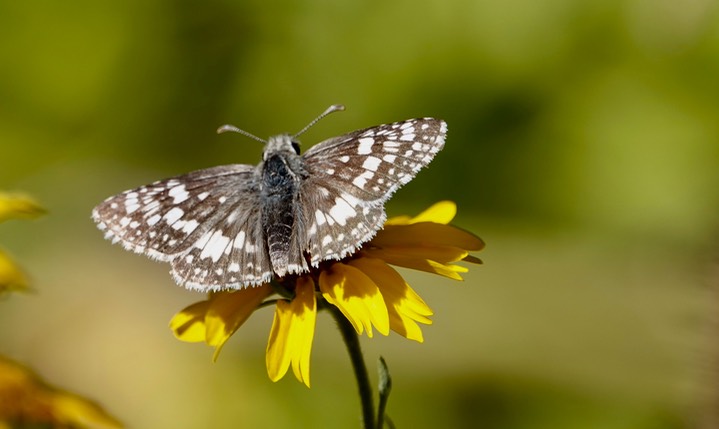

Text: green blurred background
xmin=2 ymin=0 xmax=719 ymax=427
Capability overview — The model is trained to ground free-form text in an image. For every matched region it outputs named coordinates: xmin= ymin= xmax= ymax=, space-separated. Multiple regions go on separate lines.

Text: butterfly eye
xmin=291 ymin=141 xmax=301 ymax=155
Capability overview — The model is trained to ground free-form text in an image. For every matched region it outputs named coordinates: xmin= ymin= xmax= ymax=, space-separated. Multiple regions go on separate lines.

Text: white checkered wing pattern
xmin=92 ymin=165 xmax=273 ymax=290
xmin=299 ymin=118 xmax=447 ymax=265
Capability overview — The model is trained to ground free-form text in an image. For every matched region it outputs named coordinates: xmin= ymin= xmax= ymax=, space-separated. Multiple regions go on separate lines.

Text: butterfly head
xmin=217 ymin=105 xmax=345 ymax=161
xmin=264 ymin=134 xmax=301 ymax=160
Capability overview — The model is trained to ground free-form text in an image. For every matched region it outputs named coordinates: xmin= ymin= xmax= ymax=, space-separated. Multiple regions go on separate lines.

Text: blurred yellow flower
xmin=0 ymin=193 xmax=122 ymax=427
xmin=170 ymin=201 xmax=483 ymax=387
xmin=0 ymin=249 xmax=30 ymax=295
xmin=0 ymin=192 xmax=46 ymax=295
xmin=0 ymin=192 xmax=46 ymax=223
xmin=0 ymin=356 xmax=123 ymax=429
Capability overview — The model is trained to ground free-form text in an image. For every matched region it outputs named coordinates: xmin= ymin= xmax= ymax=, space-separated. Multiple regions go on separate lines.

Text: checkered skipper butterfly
xmin=92 ymin=105 xmax=447 ymax=291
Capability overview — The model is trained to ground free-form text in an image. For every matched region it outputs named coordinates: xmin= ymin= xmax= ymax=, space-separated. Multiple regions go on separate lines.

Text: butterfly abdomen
xmin=261 ymin=154 xmax=300 ymax=277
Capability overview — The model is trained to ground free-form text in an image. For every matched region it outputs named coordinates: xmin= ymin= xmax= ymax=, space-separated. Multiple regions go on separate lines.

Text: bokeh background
xmin=2 ymin=0 xmax=719 ymax=427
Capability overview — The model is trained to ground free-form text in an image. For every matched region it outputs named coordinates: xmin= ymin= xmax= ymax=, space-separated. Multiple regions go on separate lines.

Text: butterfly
xmin=92 ymin=105 xmax=447 ymax=291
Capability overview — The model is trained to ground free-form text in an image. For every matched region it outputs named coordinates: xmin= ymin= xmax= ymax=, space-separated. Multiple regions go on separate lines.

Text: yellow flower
xmin=0 ymin=192 xmax=46 ymax=295
xmin=0 ymin=192 xmax=46 ymax=223
xmin=0 ymin=356 xmax=123 ymax=428
xmin=0 ymin=194 xmax=120 ymax=427
xmin=0 ymin=249 xmax=30 ymax=295
xmin=170 ymin=201 xmax=483 ymax=387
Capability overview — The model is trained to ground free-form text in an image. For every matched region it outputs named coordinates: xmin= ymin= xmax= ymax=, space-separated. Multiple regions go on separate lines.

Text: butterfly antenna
xmin=216 ymin=124 xmax=267 ymax=144
xmin=293 ymin=104 xmax=345 ymax=138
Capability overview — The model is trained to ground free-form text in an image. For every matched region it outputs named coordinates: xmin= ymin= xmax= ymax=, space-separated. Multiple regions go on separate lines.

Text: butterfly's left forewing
xmin=92 ymin=164 xmax=273 ymax=291
xmin=299 ymin=118 xmax=447 ymax=265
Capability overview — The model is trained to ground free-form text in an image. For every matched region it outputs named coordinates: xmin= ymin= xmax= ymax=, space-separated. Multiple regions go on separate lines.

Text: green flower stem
xmin=376 ymin=356 xmax=392 ymax=429
xmin=330 ymin=306 xmax=375 ymax=429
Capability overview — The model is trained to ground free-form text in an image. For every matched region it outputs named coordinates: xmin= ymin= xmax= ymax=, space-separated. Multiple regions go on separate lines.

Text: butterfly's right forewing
xmin=302 ymin=118 xmax=446 ymax=203
xmin=297 ymin=118 xmax=447 ymax=265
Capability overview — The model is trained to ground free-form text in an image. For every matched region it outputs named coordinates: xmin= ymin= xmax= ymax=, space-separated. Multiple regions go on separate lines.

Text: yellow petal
xmin=364 ymin=251 xmax=468 ymax=280
xmin=206 ymin=285 xmax=273 ymax=360
xmin=385 ymin=201 xmax=457 ymax=225
xmin=363 ymin=245 xmax=469 ymax=264
xmin=319 ymin=263 xmax=390 ymax=338
xmin=371 ymin=222 xmax=484 ymax=251
xmin=0 ymin=249 xmax=30 ymax=294
xmin=266 ymin=300 xmax=292 ymax=383
xmin=169 ymin=300 xmax=212 ymax=343
xmin=52 ymin=393 xmax=124 ymax=429
xmin=348 ymin=258 xmax=433 ymax=342
xmin=409 ymin=200 xmax=457 ymax=224
xmin=382 ymin=214 xmax=412 ymax=225
xmin=0 ymin=193 xmax=46 ymax=223
xmin=425 ymin=260 xmax=469 ymax=279
xmin=266 ymin=277 xmax=316 ymax=387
